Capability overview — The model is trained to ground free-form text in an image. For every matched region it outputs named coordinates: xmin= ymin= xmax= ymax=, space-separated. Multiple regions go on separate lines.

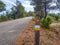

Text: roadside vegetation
xmin=40 ymin=13 xmax=60 ymax=28
xmin=0 ymin=0 xmax=60 ymax=45
xmin=31 ymin=0 xmax=60 ymax=45
xmin=0 ymin=0 xmax=35 ymax=22
xmin=31 ymin=0 xmax=60 ymax=28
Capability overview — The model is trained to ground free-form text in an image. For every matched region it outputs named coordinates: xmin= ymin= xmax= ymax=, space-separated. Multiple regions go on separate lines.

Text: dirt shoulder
xmin=15 ymin=21 xmax=60 ymax=45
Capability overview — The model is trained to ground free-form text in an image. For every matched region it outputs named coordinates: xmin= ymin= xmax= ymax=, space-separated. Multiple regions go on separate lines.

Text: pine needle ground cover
xmin=15 ymin=21 xmax=60 ymax=45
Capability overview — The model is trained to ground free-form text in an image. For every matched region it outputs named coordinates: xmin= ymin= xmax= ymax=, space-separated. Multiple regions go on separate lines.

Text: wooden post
xmin=35 ymin=13 xmax=40 ymax=45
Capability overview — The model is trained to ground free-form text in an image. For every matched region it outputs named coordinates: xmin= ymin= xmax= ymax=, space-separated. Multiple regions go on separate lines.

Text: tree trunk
xmin=44 ymin=0 xmax=47 ymax=19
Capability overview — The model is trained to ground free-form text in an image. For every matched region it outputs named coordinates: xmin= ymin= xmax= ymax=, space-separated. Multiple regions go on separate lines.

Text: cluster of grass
xmin=40 ymin=16 xmax=53 ymax=28
xmin=0 ymin=15 xmax=12 ymax=22
xmin=49 ymin=14 xmax=60 ymax=22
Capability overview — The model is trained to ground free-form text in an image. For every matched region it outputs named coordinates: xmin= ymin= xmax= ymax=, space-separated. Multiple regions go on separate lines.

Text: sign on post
xmin=34 ymin=12 xmax=40 ymax=45
xmin=34 ymin=25 xmax=40 ymax=31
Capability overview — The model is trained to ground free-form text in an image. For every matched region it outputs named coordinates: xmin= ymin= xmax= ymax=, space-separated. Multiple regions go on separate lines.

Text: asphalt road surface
xmin=0 ymin=17 xmax=32 ymax=45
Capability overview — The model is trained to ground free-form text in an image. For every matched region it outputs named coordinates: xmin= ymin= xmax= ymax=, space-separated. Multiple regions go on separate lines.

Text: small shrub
xmin=41 ymin=16 xmax=53 ymax=28
xmin=46 ymin=31 xmax=51 ymax=38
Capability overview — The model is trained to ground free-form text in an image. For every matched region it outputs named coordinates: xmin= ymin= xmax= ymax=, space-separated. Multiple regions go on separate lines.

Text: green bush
xmin=41 ymin=16 xmax=53 ymax=28
xmin=49 ymin=14 xmax=60 ymax=21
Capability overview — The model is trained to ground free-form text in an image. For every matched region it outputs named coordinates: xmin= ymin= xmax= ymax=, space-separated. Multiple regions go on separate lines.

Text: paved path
xmin=0 ymin=17 xmax=32 ymax=45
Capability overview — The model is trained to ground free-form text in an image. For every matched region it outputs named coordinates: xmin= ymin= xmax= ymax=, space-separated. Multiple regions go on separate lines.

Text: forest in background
xmin=0 ymin=0 xmax=35 ymax=22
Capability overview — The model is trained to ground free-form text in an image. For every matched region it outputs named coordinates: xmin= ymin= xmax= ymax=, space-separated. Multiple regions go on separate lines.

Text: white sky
xmin=1 ymin=0 xmax=60 ymax=14
xmin=1 ymin=0 xmax=34 ymax=12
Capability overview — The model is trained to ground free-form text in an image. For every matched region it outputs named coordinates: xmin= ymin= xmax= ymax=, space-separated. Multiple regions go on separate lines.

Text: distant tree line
xmin=0 ymin=0 xmax=35 ymax=22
